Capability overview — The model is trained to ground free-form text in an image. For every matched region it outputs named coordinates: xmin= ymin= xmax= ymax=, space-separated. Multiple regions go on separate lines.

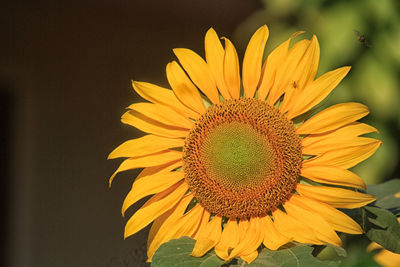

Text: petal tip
xmin=365 ymin=194 xmax=377 ymax=204
xmin=258 ymin=24 xmax=269 ymax=33
xmin=109 ymin=173 xmax=116 ymax=187
xmin=131 ymin=80 xmax=140 ymax=88
xmin=291 ymin=31 xmax=305 ymax=39
xmin=206 ymin=27 xmax=216 ymax=34
xmin=123 ymin=227 xmax=132 ymax=239
xmin=173 ymin=47 xmax=188 ymax=55
xmin=341 ymin=66 xmax=352 ymax=75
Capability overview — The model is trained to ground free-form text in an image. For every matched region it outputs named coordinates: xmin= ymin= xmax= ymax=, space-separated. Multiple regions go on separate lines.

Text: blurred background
xmin=1 ymin=0 xmax=399 ymax=266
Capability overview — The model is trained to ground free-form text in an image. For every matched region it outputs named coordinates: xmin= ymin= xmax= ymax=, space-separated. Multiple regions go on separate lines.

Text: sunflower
xmin=109 ymin=25 xmax=381 ymax=263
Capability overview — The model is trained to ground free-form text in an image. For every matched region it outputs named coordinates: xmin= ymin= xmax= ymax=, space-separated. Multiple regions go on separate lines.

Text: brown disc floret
xmin=182 ymin=98 xmax=302 ymax=219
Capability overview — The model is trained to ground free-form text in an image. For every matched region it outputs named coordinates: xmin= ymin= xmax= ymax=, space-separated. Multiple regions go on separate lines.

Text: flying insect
xmin=354 ymin=30 xmax=371 ymax=48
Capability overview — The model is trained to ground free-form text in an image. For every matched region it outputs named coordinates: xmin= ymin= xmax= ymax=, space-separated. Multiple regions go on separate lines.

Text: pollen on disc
xmin=183 ymin=98 xmax=302 ymax=219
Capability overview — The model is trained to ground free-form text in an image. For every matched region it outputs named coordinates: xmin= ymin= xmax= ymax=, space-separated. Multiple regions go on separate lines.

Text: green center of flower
xmin=200 ymin=122 xmax=274 ymax=187
xmin=183 ymin=98 xmax=302 ymax=219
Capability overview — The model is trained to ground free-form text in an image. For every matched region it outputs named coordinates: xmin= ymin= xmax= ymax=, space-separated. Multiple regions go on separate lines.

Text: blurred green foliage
xmin=233 ymin=0 xmax=400 ymax=184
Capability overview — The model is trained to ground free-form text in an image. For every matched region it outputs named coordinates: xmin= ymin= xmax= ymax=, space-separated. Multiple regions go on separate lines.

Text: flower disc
xmin=183 ymin=98 xmax=303 ymax=218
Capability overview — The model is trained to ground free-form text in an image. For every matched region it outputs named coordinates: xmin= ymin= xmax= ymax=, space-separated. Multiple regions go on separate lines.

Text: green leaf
xmin=326 ymin=244 xmax=347 ymax=258
xmin=367 ymin=179 xmax=400 ymax=214
xmin=241 ymin=245 xmax=340 ymax=267
xmin=363 ymin=206 xmax=400 ymax=253
xmin=152 ymin=237 xmax=225 ymax=267
xmin=367 ymin=179 xmax=400 ymax=199
xmin=312 ymin=243 xmax=347 ymax=261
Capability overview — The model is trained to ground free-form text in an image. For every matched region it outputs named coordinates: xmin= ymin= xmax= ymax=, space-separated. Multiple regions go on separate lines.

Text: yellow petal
xmin=304 ymin=139 xmax=382 ymax=169
xmin=204 ymin=28 xmax=231 ymax=100
xmin=128 ymin=102 xmax=193 ymax=129
xmin=173 ymin=48 xmax=220 ymax=104
xmin=292 ymin=36 xmax=320 ymax=88
xmin=280 ymin=35 xmax=320 ymax=113
xmin=132 ymin=81 xmax=198 ymax=119
xmin=374 ymin=249 xmax=400 ymax=267
xmin=124 ymin=181 xmax=188 ymax=238
xmin=215 ymin=219 xmax=239 ymax=260
xmin=108 ymin=135 xmax=183 ymax=159
xmin=301 ymin=164 xmax=366 ymax=189
xmin=272 ymin=209 xmax=323 ymax=245
xmin=287 ymin=66 xmax=351 ymax=119
xmin=191 ymin=215 xmax=222 ymax=257
xmin=296 ymin=184 xmax=376 ymax=209
xmin=109 ymin=150 xmax=181 ymax=185
xmin=367 ymin=242 xmax=382 ymax=252
xmin=192 ymin=209 xmax=211 ymax=239
xmin=229 ymin=217 xmax=264 ymax=259
xmin=296 ymin=103 xmax=370 ymax=135
xmin=302 ymin=135 xmax=379 ymax=156
xmin=240 ymin=250 xmax=258 ymax=264
xmin=242 ymin=25 xmax=269 ymax=98
xmin=238 ymin=218 xmax=250 ymax=241
xmin=290 ymin=194 xmax=362 ymax=234
xmin=268 ymin=38 xmax=311 ymax=107
xmin=147 ymin=193 xmax=193 ymax=261
xmin=148 ymin=204 xmax=205 ymax=261
xmin=302 ymin=122 xmax=378 ymax=148
xmin=259 ymin=31 xmax=304 ymax=102
xmin=284 ymin=199 xmax=342 ymax=246
xmin=121 ymin=110 xmax=189 ymax=138
xmin=122 ymin=171 xmax=184 ymax=216
xmin=137 ymin=160 xmax=182 ymax=181
xmin=176 ymin=204 xmax=206 ymax=236
xmin=166 ymin=61 xmax=206 ymax=114
xmin=222 ymin=37 xmax=241 ymax=99
xmin=262 ymin=215 xmax=292 ymax=250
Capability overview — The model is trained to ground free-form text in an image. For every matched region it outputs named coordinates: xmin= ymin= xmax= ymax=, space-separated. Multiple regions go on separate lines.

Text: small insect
xmin=293 ymin=81 xmax=297 ymax=88
xmin=354 ymin=30 xmax=371 ymax=48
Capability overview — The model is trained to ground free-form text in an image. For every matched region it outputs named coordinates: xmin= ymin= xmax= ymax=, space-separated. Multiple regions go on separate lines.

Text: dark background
xmin=1 ymin=1 xmax=260 ymax=266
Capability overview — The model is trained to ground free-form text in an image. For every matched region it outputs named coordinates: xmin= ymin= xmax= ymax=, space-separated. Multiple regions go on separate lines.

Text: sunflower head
xmin=183 ymin=98 xmax=302 ymax=219
xmin=109 ymin=24 xmax=380 ymax=264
